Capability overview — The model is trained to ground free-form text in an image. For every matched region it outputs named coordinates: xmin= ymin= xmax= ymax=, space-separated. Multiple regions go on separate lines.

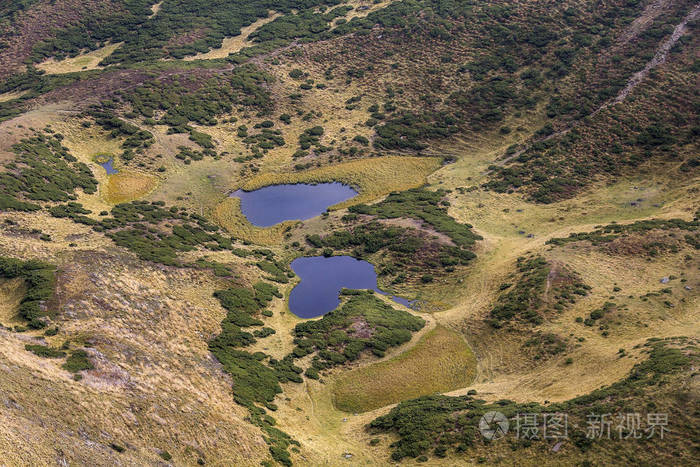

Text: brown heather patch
xmin=378 ymin=217 xmax=455 ymax=246
xmin=602 ymin=230 xmax=684 ymax=256
xmin=0 ymin=0 xmax=118 ymax=79
xmin=165 ymin=27 xmax=210 ymax=49
xmin=349 ymin=317 xmax=373 ymax=339
xmin=0 ymin=245 xmax=270 ymax=465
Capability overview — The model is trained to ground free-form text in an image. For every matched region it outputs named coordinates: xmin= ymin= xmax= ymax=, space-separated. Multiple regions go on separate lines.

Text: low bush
xmin=62 ymin=349 xmax=94 ymax=373
xmin=25 ymin=344 xmax=65 ymax=358
xmin=0 ymin=256 xmax=56 ymax=328
xmin=288 ymin=293 xmax=425 ymax=372
xmin=369 ymin=339 xmax=694 ymax=462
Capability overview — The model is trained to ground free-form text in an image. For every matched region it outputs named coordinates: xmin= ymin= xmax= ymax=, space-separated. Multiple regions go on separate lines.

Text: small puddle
xmin=288 ymin=255 xmax=414 ymax=319
xmin=96 ymin=156 xmax=118 ymax=175
xmin=231 ymin=182 xmax=357 ymax=227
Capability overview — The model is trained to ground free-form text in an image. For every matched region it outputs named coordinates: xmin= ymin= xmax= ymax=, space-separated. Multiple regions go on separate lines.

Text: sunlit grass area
xmin=331 ymin=325 xmax=475 ymax=412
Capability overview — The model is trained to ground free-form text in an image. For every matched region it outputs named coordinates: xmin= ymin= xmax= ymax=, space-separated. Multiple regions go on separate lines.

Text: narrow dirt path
xmin=494 ymin=2 xmax=699 ymax=167
xmin=607 ymin=3 xmax=700 ymax=107
xmin=615 ymin=0 xmax=676 ymax=46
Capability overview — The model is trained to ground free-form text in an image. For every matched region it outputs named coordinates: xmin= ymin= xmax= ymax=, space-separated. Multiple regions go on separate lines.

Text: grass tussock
xmin=104 ymin=170 xmax=158 ymax=204
xmin=241 ymin=156 xmax=441 ymax=209
xmin=332 ymin=325 xmax=475 ymax=413
xmin=213 ymin=197 xmax=296 ymax=246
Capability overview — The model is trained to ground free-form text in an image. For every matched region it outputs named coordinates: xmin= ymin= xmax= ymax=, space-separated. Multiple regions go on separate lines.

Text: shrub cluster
xmin=489 ymin=255 xmax=589 ymax=328
xmin=0 ymin=256 xmax=56 ymax=329
xmin=91 ymin=201 xmax=240 ymax=266
xmin=369 ymin=339 xmax=694 ymax=462
xmin=208 ymin=282 xmax=299 ymax=466
xmin=0 ymin=135 xmax=98 ymax=212
xmin=547 ymin=219 xmax=700 ymax=248
xmin=89 ymin=109 xmax=154 ymax=159
xmin=287 ymin=292 xmax=425 ymax=373
xmin=349 ymin=188 xmax=481 ymax=249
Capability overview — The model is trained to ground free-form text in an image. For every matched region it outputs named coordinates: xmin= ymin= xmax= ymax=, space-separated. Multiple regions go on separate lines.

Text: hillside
xmin=0 ymin=1 xmax=697 ymax=466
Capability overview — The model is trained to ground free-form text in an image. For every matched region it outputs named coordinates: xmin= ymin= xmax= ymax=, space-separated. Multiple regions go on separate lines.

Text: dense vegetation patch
xmin=299 ymin=188 xmax=477 ymax=287
xmin=373 ymin=111 xmax=459 ymax=151
xmin=0 ymin=134 xmax=98 ymax=212
xmin=546 ymin=219 xmax=700 ymax=252
xmin=349 ymin=188 xmax=481 ymax=249
xmin=62 ymin=349 xmax=95 ymax=374
xmin=210 ymin=284 xmax=298 ymax=404
xmin=368 ymin=338 xmax=696 ymax=463
xmin=25 ymin=343 xmax=65 ymax=358
xmin=486 ymin=112 xmax=698 ymax=203
xmin=26 ymin=1 xmax=366 ymax=66
xmin=122 ymin=65 xmax=273 ymax=143
xmin=44 ymin=193 xmax=271 ymax=272
xmin=306 ymin=220 xmax=475 ymax=286
xmin=88 ymin=200 xmax=257 ymax=267
xmin=208 ymin=282 xmax=299 ymax=466
xmin=489 ymin=255 xmax=590 ymax=328
xmin=256 ymin=259 xmax=291 ymax=284
xmin=287 ymin=291 xmax=425 ymax=377
xmin=0 ymin=256 xmax=56 ymax=329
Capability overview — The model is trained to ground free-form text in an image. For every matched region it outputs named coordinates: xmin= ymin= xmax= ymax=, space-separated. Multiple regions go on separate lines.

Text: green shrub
xmin=110 ymin=443 xmax=125 ymax=453
xmin=62 ymin=349 xmax=94 ymax=373
xmin=369 ymin=340 xmax=693 ymax=461
xmin=289 ymin=294 xmax=424 ymax=371
xmin=25 ymin=344 xmax=65 ymax=358
xmin=0 ymin=256 xmax=56 ymax=328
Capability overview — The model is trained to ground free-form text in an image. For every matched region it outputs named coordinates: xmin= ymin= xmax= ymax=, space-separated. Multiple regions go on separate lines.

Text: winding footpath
xmin=495 ymin=2 xmax=700 ymax=167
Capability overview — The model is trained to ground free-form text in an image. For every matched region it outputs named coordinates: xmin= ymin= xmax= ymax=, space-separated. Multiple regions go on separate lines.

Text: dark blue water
xmin=288 ymin=255 xmax=415 ymax=318
xmin=99 ymin=158 xmax=118 ymax=175
xmin=389 ymin=295 xmax=416 ymax=308
xmin=231 ymin=182 xmax=357 ymax=227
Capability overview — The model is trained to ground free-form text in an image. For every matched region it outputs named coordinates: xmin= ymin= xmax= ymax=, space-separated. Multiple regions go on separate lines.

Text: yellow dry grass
xmin=340 ymin=0 xmax=396 ymax=22
xmin=149 ymin=1 xmax=162 ymax=18
xmin=212 ymin=197 xmax=297 ymax=246
xmin=242 ymin=155 xmax=442 ymax=209
xmin=36 ymin=43 xmax=123 ymax=74
xmin=104 ymin=170 xmax=159 ymax=204
xmin=184 ymin=13 xmax=281 ymax=61
xmin=0 ymin=238 xmax=269 ymax=466
xmin=0 ymin=90 xmax=28 ymax=103
xmin=0 ymin=278 xmax=26 ymax=327
xmin=331 ymin=325 xmax=476 ymax=413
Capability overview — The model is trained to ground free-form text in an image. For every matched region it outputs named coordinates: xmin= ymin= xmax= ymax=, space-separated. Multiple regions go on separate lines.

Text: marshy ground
xmin=0 ymin=0 xmax=697 ymax=465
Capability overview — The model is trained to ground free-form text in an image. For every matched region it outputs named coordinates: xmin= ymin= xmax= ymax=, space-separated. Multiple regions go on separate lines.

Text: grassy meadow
xmin=241 ymin=155 xmax=442 ymax=208
xmin=332 ymin=325 xmax=476 ymax=413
